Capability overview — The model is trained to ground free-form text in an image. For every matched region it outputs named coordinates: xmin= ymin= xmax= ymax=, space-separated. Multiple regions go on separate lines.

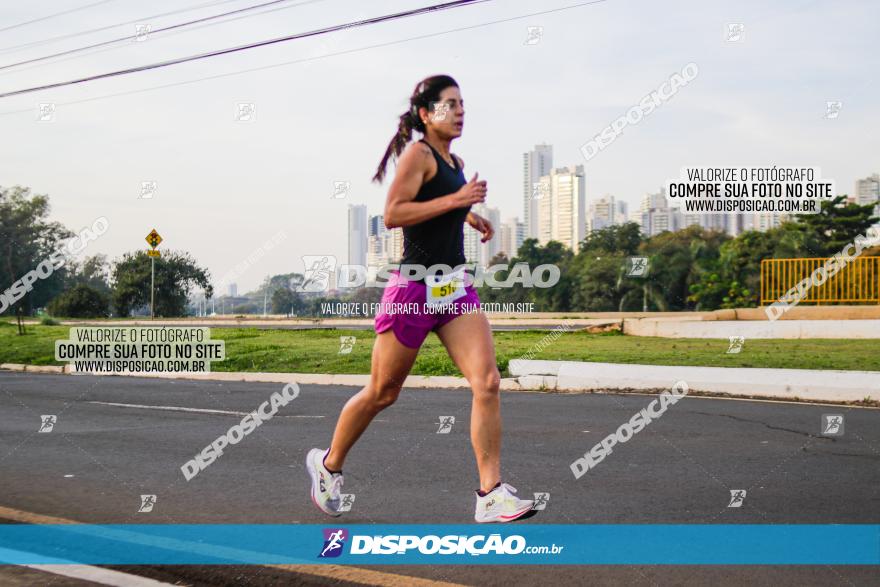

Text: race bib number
xmin=425 ymin=267 xmax=468 ymax=308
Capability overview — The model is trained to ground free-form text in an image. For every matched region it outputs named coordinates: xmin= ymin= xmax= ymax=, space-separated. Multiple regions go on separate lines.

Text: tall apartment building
xmin=639 ymin=189 xmax=682 ymax=236
xmin=367 ymin=214 xmax=390 ymax=267
xmin=681 ymin=212 xmax=747 ymax=236
xmin=855 ymin=173 xmax=880 ymax=219
xmin=587 ymin=195 xmax=630 ymax=233
xmin=347 ymin=204 xmax=368 ymax=266
xmin=751 ymin=212 xmax=789 ymax=232
xmin=463 ymin=204 xmax=502 ymax=266
xmin=522 ymin=144 xmax=553 ymax=240
xmin=388 ymin=226 xmax=404 ymax=263
xmin=536 ymin=165 xmax=586 ymax=251
xmin=499 ymin=217 xmax=526 ymax=258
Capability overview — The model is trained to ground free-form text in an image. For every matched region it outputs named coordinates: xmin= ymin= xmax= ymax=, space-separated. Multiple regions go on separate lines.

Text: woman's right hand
xmin=450 ymin=172 xmax=487 ymax=207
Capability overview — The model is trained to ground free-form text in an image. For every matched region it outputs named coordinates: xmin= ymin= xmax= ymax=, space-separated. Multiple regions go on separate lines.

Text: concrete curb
xmin=1 ymin=363 xmax=65 ymax=373
xmin=0 ymin=365 xmax=504 ymax=391
xmin=509 ymin=359 xmax=880 ymax=403
xmin=623 ymin=318 xmax=880 ymax=339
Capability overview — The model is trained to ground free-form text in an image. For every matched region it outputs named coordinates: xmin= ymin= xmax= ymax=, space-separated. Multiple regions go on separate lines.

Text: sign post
xmin=145 ymin=229 xmax=163 ymax=319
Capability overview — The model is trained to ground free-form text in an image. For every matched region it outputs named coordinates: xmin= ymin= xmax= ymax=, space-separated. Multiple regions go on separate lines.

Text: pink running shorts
xmin=374 ymin=270 xmax=481 ymax=349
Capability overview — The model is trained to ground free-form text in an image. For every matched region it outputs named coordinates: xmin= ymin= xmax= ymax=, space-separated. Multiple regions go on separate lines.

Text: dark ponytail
xmin=372 ymin=74 xmax=459 ymax=183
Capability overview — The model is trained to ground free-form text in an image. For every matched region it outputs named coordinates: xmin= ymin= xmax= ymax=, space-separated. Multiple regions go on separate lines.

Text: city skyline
xmin=2 ymin=1 xmax=877 ymax=293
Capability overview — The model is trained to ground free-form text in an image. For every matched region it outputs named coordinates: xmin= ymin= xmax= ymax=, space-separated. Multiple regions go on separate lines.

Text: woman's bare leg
xmin=323 ymin=330 xmax=419 ymax=471
xmin=435 ymin=311 xmax=501 ymax=493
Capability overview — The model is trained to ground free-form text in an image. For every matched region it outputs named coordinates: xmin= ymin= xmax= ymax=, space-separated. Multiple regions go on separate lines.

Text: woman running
xmin=307 ymin=74 xmax=534 ymax=523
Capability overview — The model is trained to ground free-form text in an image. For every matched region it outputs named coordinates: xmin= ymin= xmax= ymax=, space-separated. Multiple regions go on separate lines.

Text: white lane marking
xmin=87 ymin=401 xmax=324 ymax=417
xmin=26 ymin=564 xmax=175 ymax=586
xmin=0 ymin=547 xmax=174 ymax=586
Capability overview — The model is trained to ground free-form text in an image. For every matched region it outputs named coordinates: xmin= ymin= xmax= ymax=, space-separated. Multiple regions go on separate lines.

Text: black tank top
xmin=399 ymin=139 xmax=470 ymax=273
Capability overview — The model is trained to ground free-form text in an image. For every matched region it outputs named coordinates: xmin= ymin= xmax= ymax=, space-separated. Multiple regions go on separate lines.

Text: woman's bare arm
xmin=384 ymin=142 xmax=486 ymax=229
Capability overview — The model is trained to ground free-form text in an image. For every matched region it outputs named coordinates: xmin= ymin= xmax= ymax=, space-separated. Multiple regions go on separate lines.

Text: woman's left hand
xmin=466 ymin=212 xmax=494 ymax=243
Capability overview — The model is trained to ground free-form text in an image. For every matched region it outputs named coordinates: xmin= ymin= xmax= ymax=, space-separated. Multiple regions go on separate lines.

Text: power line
xmin=0 ymin=0 xmax=332 ymax=77
xmin=0 ymin=0 xmax=607 ymax=111
xmin=0 ymin=0 xmax=120 ymax=34
xmin=0 ymin=0 xmax=247 ymax=55
xmin=0 ymin=0 xmax=312 ymax=72
xmin=0 ymin=0 xmax=490 ymax=98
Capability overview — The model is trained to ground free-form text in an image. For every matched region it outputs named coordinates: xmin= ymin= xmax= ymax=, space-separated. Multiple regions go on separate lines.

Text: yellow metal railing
xmin=760 ymin=257 xmax=880 ymax=305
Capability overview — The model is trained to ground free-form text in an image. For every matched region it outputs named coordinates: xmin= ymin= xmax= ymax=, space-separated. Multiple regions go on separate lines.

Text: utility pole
xmin=150 ymin=256 xmax=155 ymax=319
xmin=145 ymin=229 xmax=162 ymax=320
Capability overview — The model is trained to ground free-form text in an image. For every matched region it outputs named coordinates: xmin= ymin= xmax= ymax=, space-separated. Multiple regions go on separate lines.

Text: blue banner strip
xmin=0 ymin=525 xmax=877 ymax=565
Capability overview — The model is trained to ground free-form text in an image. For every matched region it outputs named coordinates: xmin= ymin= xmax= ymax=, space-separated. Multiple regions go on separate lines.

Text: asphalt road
xmin=1 ymin=372 xmax=878 ymax=586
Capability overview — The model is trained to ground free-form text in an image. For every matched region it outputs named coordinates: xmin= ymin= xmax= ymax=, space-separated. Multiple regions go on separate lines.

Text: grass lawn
xmin=1 ymin=320 xmax=878 ymax=376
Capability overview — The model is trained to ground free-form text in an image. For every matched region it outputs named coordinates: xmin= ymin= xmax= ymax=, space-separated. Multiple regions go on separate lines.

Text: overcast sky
xmin=1 ymin=0 xmax=877 ymax=293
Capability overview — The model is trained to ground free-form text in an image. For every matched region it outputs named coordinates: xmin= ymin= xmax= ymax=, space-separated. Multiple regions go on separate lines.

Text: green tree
xmin=271 ymin=287 xmax=294 ymax=315
xmin=634 ymin=226 xmax=727 ymax=311
xmin=64 ymin=254 xmax=111 ymax=296
xmin=687 ymin=197 xmax=877 ymax=309
xmin=478 ymin=239 xmax=574 ymax=311
xmin=47 ymin=283 xmax=110 ymax=318
xmin=578 ymin=222 xmax=642 ymax=255
xmin=0 ymin=186 xmax=74 ymax=332
xmin=111 ymin=250 xmax=212 ymax=317
xmin=567 ymin=223 xmax=644 ymax=311
xmin=569 ymin=254 xmax=637 ymax=311
xmin=788 ymin=195 xmax=878 ymax=256
xmin=688 ymin=228 xmax=793 ymax=309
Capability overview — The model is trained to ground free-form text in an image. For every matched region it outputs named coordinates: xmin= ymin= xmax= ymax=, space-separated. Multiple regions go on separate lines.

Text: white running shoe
xmin=474 ymin=482 xmax=534 ymax=523
xmin=306 ymin=448 xmax=344 ymax=517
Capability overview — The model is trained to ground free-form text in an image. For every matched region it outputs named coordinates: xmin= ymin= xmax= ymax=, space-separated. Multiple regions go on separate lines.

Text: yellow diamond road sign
xmin=145 ymin=229 xmax=162 ymax=248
